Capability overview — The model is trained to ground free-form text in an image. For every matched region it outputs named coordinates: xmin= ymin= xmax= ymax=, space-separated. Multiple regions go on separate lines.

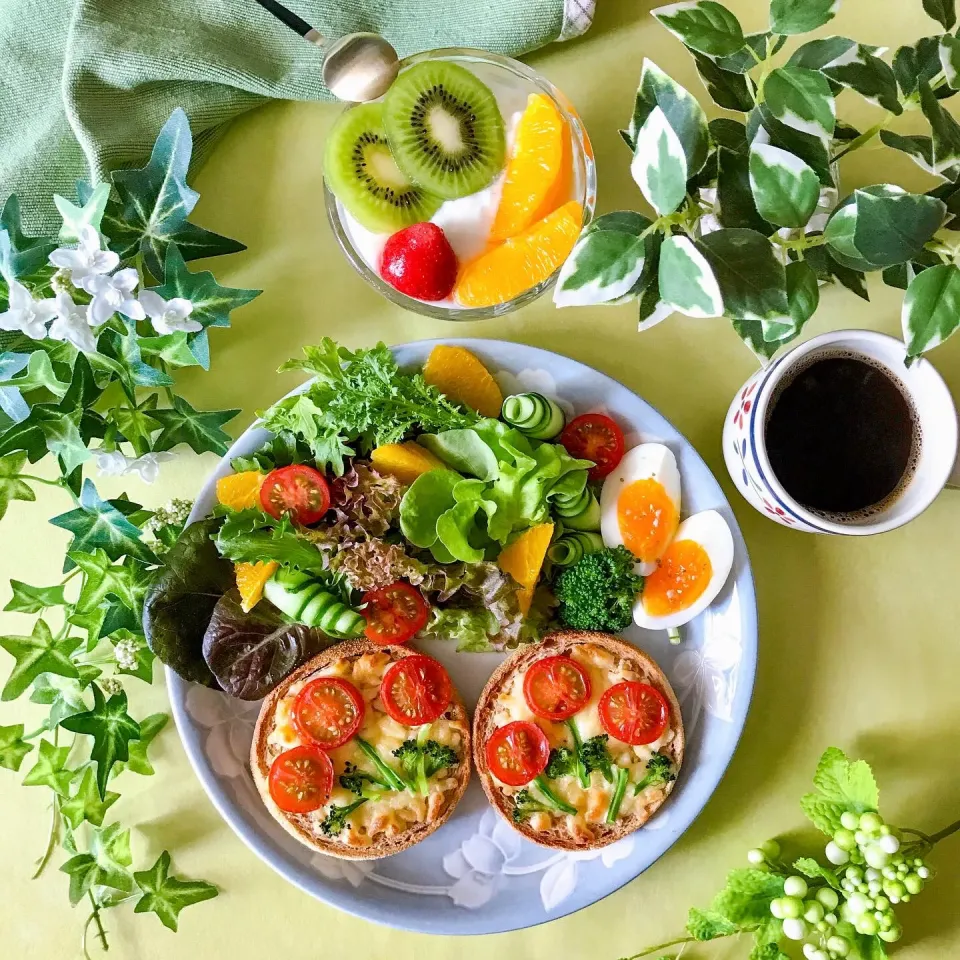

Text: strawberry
xmin=379 ymin=223 xmax=458 ymax=301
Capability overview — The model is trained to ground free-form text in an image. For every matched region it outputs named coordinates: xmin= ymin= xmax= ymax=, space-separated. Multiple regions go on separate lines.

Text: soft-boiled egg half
xmin=600 ymin=443 xmax=681 ymax=576
xmin=633 ymin=509 xmax=734 ymax=630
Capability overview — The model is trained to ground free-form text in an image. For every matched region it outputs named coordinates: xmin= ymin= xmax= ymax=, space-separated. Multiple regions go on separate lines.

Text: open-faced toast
xmin=473 ymin=630 xmax=683 ymax=850
xmin=251 ymin=639 xmax=471 ymax=860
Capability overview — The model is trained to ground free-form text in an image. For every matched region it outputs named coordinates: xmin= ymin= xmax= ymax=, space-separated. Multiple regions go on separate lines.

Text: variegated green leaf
xmin=717 ymin=150 xmax=773 ymax=234
xmin=716 ymin=32 xmax=786 ymax=74
xmin=823 ymin=186 xmax=903 ymax=272
xmin=769 ymin=0 xmax=838 ymax=35
xmin=749 ymin=105 xmax=834 ymax=186
xmin=658 ymin=235 xmax=723 ymax=317
xmin=652 ymin=1 xmax=745 ymax=57
xmin=619 ymin=90 xmax=656 ymax=152
xmin=631 ymin=107 xmax=688 ymax=216
xmin=788 ymin=36 xmax=856 ymax=74
xmin=894 ymin=37 xmax=945 ymax=99
xmin=785 ymin=260 xmax=819 ymax=332
xmin=748 ymin=143 xmax=820 ymax=228
xmin=694 ymin=54 xmax=754 ymax=111
xmin=763 ymin=67 xmax=836 ymax=143
xmin=819 ymin=44 xmax=902 ymax=114
xmin=919 ymin=79 xmax=960 ymax=173
xmin=879 ymin=131 xmax=937 ymax=175
xmin=855 ymin=191 xmax=945 ymax=268
xmin=554 ymin=225 xmax=648 ymax=307
xmin=640 ymin=60 xmax=711 ymax=176
xmin=923 ymin=0 xmax=957 ymax=29
xmin=902 ymin=263 xmax=960 ymax=362
xmin=940 ymin=35 xmax=960 ymax=89
xmin=731 ymin=318 xmax=794 ymax=362
xmin=700 ymin=228 xmax=789 ymax=322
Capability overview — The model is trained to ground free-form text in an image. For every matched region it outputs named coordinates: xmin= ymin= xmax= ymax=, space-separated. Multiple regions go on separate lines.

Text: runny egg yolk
xmin=617 ymin=478 xmax=679 ymax=563
xmin=642 ymin=539 xmax=712 ymax=615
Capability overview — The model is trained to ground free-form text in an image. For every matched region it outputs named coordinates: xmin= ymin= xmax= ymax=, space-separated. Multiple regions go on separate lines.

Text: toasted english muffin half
xmin=251 ymin=639 xmax=471 ymax=860
xmin=473 ymin=630 xmax=683 ymax=851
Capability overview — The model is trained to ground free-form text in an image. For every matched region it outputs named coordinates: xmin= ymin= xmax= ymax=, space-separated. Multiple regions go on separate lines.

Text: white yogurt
xmin=338 ymin=62 xmax=531 ymax=309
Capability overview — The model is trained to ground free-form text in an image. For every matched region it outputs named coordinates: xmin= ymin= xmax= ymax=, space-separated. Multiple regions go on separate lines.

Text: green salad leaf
xmin=213 ymin=509 xmax=327 ymax=572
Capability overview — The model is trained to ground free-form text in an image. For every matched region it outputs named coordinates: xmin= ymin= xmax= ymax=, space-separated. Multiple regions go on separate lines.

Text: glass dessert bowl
xmin=324 ymin=48 xmax=596 ymax=320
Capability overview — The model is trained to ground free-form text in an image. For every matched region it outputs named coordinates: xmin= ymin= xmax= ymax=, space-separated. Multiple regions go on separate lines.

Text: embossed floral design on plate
xmin=168 ymin=339 xmax=758 ymax=936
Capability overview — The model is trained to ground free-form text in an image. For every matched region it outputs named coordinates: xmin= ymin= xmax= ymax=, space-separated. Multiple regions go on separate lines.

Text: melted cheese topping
xmin=263 ymin=651 xmax=466 ymax=847
xmin=490 ymin=643 xmax=677 ymax=841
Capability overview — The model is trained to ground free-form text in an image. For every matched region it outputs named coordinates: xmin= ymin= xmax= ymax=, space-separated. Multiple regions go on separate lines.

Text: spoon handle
xmin=252 ymin=0 xmax=325 ymax=46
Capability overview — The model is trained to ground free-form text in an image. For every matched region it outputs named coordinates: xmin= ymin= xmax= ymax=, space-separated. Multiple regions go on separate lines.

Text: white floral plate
xmin=168 ymin=339 xmax=757 ymax=935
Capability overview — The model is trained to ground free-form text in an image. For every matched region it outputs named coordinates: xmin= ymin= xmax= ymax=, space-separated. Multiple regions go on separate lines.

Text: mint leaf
xmin=800 ymin=792 xmax=846 ymax=835
xmin=710 ymin=868 xmax=786 ymax=925
xmin=793 ymin=857 xmax=841 ymax=889
xmin=151 ymin=396 xmax=239 ymax=456
xmin=4 ymin=580 xmax=67 ymax=613
xmin=812 ymin=747 xmax=879 ymax=811
xmin=749 ymin=944 xmax=789 ymax=960
xmin=0 ymin=618 xmax=80 ymax=701
xmin=61 ymin=684 xmax=141 ymax=798
xmin=60 ymin=765 xmax=120 ymax=828
xmin=687 ymin=907 xmax=739 ymax=939
xmin=22 ymin=738 xmax=74 ymax=795
xmin=133 ymin=851 xmax=218 ymax=931
xmin=0 ymin=723 xmax=33 ymax=771
xmin=60 ymin=822 xmax=134 ymax=905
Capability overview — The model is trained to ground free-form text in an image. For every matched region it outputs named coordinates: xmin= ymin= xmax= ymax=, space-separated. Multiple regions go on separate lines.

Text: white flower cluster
xmin=0 ymin=225 xmax=201 ymax=353
xmin=96 ymin=450 xmax=175 ymax=484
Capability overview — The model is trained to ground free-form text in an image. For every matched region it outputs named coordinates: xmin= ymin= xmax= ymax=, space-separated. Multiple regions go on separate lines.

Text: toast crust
xmin=472 ymin=630 xmax=684 ymax=851
xmin=250 ymin=639 xmax=471 ymax=860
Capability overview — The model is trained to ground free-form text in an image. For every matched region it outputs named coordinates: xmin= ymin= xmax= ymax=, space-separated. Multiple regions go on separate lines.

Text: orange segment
xmin=498 ymin=522 xmax=554 ymax=614
xmin=235 ymin=560 xmax=279 ymax=613
xmin=216 ymin=471 xmax=263 ymax=511
xmin=491 ymin=94 xmax=568 ymax=241
xmin=455 ymin=200 xmax=583 ymax=309
xmin=422 ymin=344 xmax=503 ymax=417
xmin=370 ymin=441 xmax=445 ymax=484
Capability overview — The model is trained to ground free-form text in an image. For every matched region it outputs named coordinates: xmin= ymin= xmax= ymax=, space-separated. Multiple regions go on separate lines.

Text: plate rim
xmin=166 ymin=337 xmax=758 ymax=935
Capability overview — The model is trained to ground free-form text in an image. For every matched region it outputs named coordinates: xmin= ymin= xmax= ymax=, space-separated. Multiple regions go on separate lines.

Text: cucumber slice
xmin=501 ymin=393 xmax=566 ymax=440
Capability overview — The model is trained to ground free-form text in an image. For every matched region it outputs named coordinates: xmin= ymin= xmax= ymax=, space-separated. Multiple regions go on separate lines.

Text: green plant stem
xmin=31 ymin=793 xmax=60 ymax=879
xmin=83 ymin=893 xmax=109 ymax=958
xmin=831 ymin=114 xmax=895 ymax=163
xmin=927 ymin=818 xmax=960 ymax=846
xmin=18 ymin=474 xmax=64 ymax=488
xmin=620 ymin=935 xmax=706 ymax=959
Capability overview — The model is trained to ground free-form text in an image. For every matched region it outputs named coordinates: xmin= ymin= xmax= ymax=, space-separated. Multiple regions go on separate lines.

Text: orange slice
xmin=455 ymin=200 xmax=583 ymax=309
xmin=216 ymin=471 xmax=263 ymax=511
xmin=491 ymin=94 xmax=568 ymax=241
xmin=235 ymin=560 xmax=279 ymax=613
xmin=422 ymin=344 xmax=503 ymax=418
xmin=370 ymin=441 xmax=445 ymax=484
xmin=498 ymin=523 xmax=554 ymax=614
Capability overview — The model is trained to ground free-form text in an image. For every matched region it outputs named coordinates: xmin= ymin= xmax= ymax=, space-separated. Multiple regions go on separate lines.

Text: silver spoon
xmin=252 ymin=0 xmax=400 ymax=102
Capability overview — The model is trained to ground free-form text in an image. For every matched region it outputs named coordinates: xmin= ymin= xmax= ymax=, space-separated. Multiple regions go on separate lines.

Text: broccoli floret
xmin=393 ymin=730 xmax=458 ymax=796
xmin=633 ymin=752 xmax=676 ymax=795
xmin=580 ymin=734 xmax=615 ymax=784
xmin=545 ymin=745 xmax=576 ymax=779
xmin=355 ymin=737 xmax=412 ymax=793
xmin=319 ymin=799 xmax=367 ymax=836
xmin=339 ymin=761 xmax=392 ymax=799
xmin=554 ymin=546 xmax=643 ymax=632
xmin=512 ymin=788 xmax=553 ymax=823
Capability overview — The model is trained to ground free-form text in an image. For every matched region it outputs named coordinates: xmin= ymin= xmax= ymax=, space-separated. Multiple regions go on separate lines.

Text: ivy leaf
xmin=748 ymin=143 xmax=820 ymax=229
xmin=0 ymin=451 xmax=36 ymax=520
xmin=653 ymin=1 xmax=745 ymax=57
xmin=70 ymin=550 xmax=150 ymax=615
xmin=30 ymin=673 xmax=90 ymax=726
xmin=112 ymin=633 xmax=156 ymax=685
xmin=0 ymin=352 xmax=30 ymax=423
xmin=793 ymin=857 xmax=841 ymax=889
xmin=763 ymin=67 xmax=836 ymax=143
xmin=147 ymin=242 xmax=259 ymax=369
xmin=632 ymin=107 xmax=689 ymax=216
xmin=151 ymin=395 xmax=239 ymax=456
xmin=901 ymin=262 xmax=960 ymax=363
xmin=61 ymin=684 xmax=141 ymax=799
xmin=769 ymin=0 xmax=838 ymax=35
xmin=694 ymin=53 xmax=754 ymax=111
xmin=34 ymin=408 xmax=90 ymax=476
xmin=67 ymin=607 xmax=107 ymax=652
xmin=103 ymin=108 xmax=245 ymax=278
xmin=4 ymin=580 xmax=67 ymax=614
xmin=60 ymin=352 xmax=103 ymax=414
xmin=700 ymin=228 xmax=790 ymax=322
xmin=658 ymin=235 xmax=723 ymax=317
xmin=710 ymin=868 xmax=786 ymax=925
xmin=98 ymin=328 xmax=174 ymax=390
xmin=0 ymin=722 xmax=33 ymax=771
xmin=0 ymin=348 xmax=69 ymax=398
xmin=50 ymin=478 xmax=157 ymax=571
xmin=923 ymin=0 xmax=957 ymax=30
xmin=138 ymin=331 xmax=202 ymax=369
xmin=54 ymin=182 xmax=111 ymax=243
xmin=121 ymin=712 xmax=168 ymax=775
xmin=0 ymin=195 xmax=56 ymax=279
xmin=0 ymin=618 xmax=80 ymax=701
xmin=133 ymin=851 xmax=218 ymax=931
xmin=60 ymin=764 xmax=120 ymax=828
xmin=639 ymin=60 xmax=710 ymax=176
xmin=60 ymin=822 xmax=134 ymax=905
xmin=21 ymin=738 xmax=74 ymax=795
xmin=687 ymin=907 xmax=739 ymax=940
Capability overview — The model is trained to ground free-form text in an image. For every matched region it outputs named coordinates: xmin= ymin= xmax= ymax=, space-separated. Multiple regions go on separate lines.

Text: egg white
xmin=632 ymin=509 xmax=734 ymax=630
xmin=600 ymin=443 xmax=681 ymax=575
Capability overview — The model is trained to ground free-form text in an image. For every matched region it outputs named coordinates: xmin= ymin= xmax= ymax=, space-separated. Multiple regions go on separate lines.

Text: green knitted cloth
xmin=0 ymin=0 xmax=594 ymax=231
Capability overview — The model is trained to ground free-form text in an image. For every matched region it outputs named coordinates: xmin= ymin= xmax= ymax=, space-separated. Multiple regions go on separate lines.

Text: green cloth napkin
xmin=0 ymin=0 xmax=594 ymax=233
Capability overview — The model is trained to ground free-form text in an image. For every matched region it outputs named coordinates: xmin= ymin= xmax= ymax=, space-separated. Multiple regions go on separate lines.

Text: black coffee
xmin=764 ymin=353 xmax=919 ymax=518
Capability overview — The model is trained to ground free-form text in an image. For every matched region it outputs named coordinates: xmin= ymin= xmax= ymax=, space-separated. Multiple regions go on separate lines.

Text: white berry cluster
xmin=747 ymin=811 xmax=932 ymax=959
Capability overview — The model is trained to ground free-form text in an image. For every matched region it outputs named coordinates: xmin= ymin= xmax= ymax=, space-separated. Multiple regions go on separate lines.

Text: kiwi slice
xmin=324 ymin=103 xmax=443 ymax=233
xmin=383 ymin=61 xmax=507 ymax=200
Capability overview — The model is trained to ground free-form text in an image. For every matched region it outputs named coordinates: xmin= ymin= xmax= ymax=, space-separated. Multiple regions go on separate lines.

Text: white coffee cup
xmin=722 ymin=330 xmax=959 ymax=535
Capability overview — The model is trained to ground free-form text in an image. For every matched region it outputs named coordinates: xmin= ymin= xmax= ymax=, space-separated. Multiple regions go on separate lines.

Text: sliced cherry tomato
xmin=268 ymin=744 xmax=333 ymax=813
xmin=380 ymin=655 xmax=452 ymax=726
xmin=292 ymin=677 xmax=364 ymax=749
xmin=260 ymin=464 xmax=331 ymax=525
xmin=598 ymin=681 xmax=669 ymax=745
xmin=560 ymin=413 xmax=626 ymax=481
xmin=362 ymin=582 xmax=430 ymax=645
xmin=484 ymin=720 xmax=550 ymax=787
xmin=522 ymin=655 xmax=592 ymax=721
